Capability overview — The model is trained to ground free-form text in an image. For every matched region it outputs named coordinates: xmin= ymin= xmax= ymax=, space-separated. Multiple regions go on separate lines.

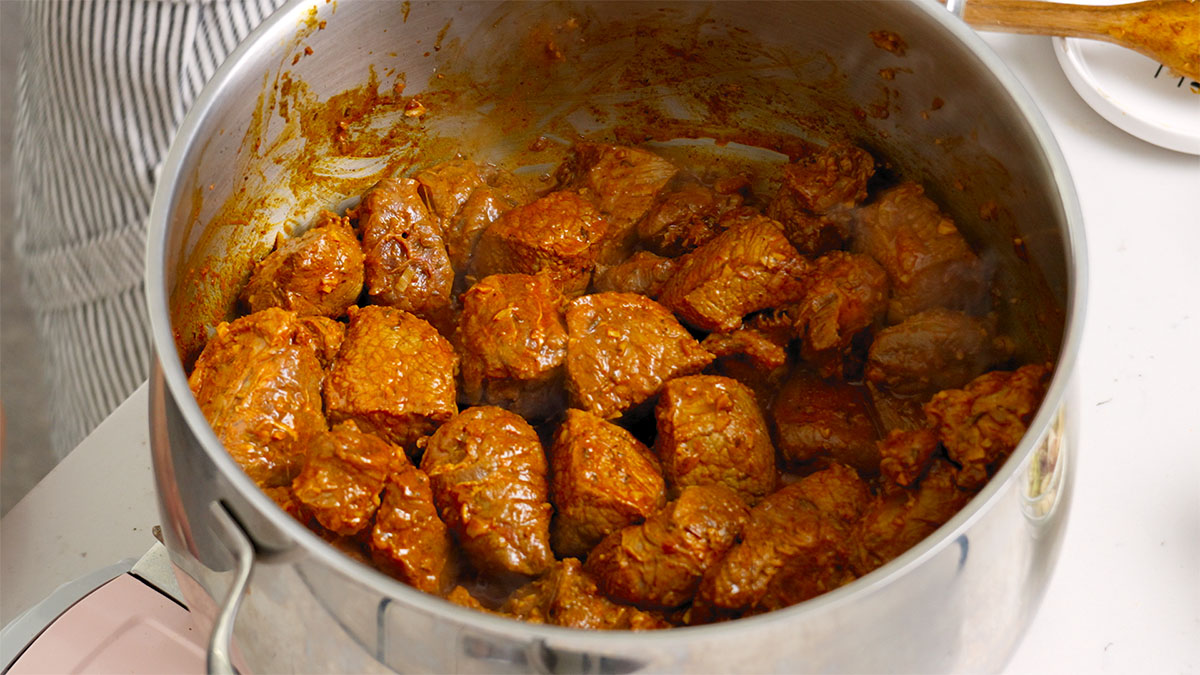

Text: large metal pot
xmin=146 ymin=1 xmax=1087 ymax=672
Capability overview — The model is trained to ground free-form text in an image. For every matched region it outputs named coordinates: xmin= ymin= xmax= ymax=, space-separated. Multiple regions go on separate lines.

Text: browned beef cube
xmin=558 ymin=143 xmax=679 ymax=265
xmin=291 ymin=421 xmax=394 ymax=536
xmin=189 ymin=308 xmax=328 ymax=488
xmin=878 ymin=428 xmax=939 ymax=488
xmin=659 ymin=216 xmax=809 ymax=332
xmin=853 ymin=182 xmax=988 ymax=323
xmin=550 ymin=409 xmax=666 ymax=558
xmin=867 ymin=308 xmax=1010 ymax=398
xmin=925 ymin=364 xmax=1049 ymax=489
xmin=867 ymin=381 xmax=928 ymax=433
xmin=370 ymin=456 xmax=458 ymax=594
xmin=585 ymin=485 xmax=750 ymax=610
xmin=414 ymin=159 xmax=485 ymax=222
xmin=565 ymin=292 xmax=714 ymax=419
xmin=420 ymin=406 xmax=554 ymax=577
xmin=765 ymin=144 xmax=874 ymax=255
xmin=794 ymin=251 xmax=890 ymax=378
xmin=637 ymin=183 xmax=742 ymax=257
xmin=502 ymin=559 xmax=669 ymax=630
xmin=772 ymin=369 xmax=880 ymax=474
xmin=293 ymin=315 xmax=346 ymax=368
xmin=455 ymin=273 xmax=568 ymax=420
xmin=696 ymin=475 xmax=855 ymax=617
xmin=324 ymin=305 xmax=458 ymax=452
xmin=592 ymin=250 xmax=678 ymax=299
xmin=655 ymin=375 xmax=776 ymax=505
xmin=701 ymin=324 xmax=790 ymax=373
xmin=356 ymin=176 xmax=454 ymax=322
xmin=240 ymin=211 xmax=364 ymax=318
xmin=473 ymin=191 xmax=610 ymax=297
xmin=446 ymin=185 xmax=522 ymax=291
xmin=851 ymin=459 xmax=975 ymax=575
xmin=787 ymin=462 xmax=872 ymax=526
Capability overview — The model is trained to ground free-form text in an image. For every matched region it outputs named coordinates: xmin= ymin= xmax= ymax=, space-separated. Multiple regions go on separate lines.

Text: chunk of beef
xmin=765 ymin=144 xmax=875 ymax=255
xmin=794 ymin=251 xmax=890 ymax=378
xmin=788 ymin=462 xmax=872 ymax=526
xmin=851 ymin=459 xmax=975 ymax=575
xmin=924 ymin=364 xmax=1049 ymax=489
xmin=291 ymin=421 xmax=393 ymax=536
xmin=503 ymin=559 xmax=669 ymax=630
xmin=696 ymin=475 xmax=856 ymax=617
xmin=189 ymin=308 xmax=327 ymax=488
xmin=240 ymin=211 xmax=364 ymax=318
xmin=565 ymin=292 xmax=713 ymax=419
xmin=370 ymin=456 xmax=458 ymax=594
xmin=356 ymin=176 xmax=454 ymax=322
xmin=558 ymin=143 xmax=679 ymax=265
xmin=659 ymin=216 xmax=809 ymax=332
xmin=414 ymin=159 xmax=485 ymax=222
xmin=446 ymin=186 xmax=521 ymax=290
xmin=853 ymin=182 xmax=988 ymax=323
xmin=700 ymin=318 xmax=792 ymax=373
xmin=772 ymin=369 xmax=880 ymax=474
xmin=421 ymin=406 xmax=554 ymax=577
xmin=637 ymin=182 xmax=742 ymax=257
xmin=867 ymin=308 xmax=1010 ymax=398
xmin=585 ymin=485 xmax=750 ymax=610
xmin=473 ymin=191 xmax=610 ymax=297
xmin=294 ymin=315 xmax=346 ymax=367
xmin=593 ymin=251 xmax=678 ymax=299
xmin=878 ymin=428 xmax=939 ymax=488
xmin=867 ymin=382 xmax=930 ymax=434
xmin=324 ymin=305 xmax=458 ymax=453
xmin=655 ymin=375 xmax=776 ymax=505
xmin=550 ymin=409 xmax=667 ymax=558
xmin=455 ymin=273 xmax=568 ymax=420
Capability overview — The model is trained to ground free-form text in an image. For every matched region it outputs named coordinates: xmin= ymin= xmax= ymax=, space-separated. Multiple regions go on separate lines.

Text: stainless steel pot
xmin=146 ymin=1 xmax=1087 ymax=672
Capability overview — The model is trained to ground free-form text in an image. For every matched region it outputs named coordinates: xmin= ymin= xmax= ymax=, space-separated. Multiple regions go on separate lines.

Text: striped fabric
xmin=13 ymin=0 xmax=287 ymax=456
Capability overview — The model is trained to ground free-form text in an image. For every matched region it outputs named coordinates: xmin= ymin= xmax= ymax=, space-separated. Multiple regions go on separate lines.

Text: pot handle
xmin=206 ymin=501 xmax=256 ymax=675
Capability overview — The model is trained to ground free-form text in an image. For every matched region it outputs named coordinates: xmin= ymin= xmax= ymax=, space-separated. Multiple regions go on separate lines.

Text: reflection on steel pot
xmin=146 ymin=1 xmax=1086 ymax=672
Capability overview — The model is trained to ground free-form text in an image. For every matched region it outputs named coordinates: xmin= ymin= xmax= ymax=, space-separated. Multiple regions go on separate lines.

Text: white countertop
xmin=2 ymin=32 xmax=1198 ymax=674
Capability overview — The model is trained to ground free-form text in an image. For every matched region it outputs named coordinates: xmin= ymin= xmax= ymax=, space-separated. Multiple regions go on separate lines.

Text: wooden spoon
xmin=959 ymin=0 xmax=1200 ymax=81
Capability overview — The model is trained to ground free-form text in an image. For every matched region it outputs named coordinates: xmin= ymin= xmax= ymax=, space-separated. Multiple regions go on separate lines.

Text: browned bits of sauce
xmin=869 ymin=30 xmax=908 ymax=56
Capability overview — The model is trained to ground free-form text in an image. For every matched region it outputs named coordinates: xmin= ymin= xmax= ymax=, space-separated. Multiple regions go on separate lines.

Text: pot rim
xmin=145 ymin=0 xmax=1088 ymax=646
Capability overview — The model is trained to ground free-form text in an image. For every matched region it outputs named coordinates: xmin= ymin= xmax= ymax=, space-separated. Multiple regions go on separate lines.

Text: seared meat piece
xmin=446 ymin=186 xmax=522 ymax=291
xmin=324 ymin=305 xmax=458 ymax=452
xmin=867 ymin=381 xmax=930 ymax=434
xmin=772 ymin=369 xmax=880 ymax=474
xmin=696 ymin=475 xmax=855 ymax=617
xmin=294 ymin=315 xmax=346 ymax=367
xmin=878 ymin=428 xmax=939 ymax=488
xmin=240 ymin=211 xmax=364 ymax=318
xmin=565 ymin=292 xmax=713 ymax=419
xmin=659 ymin=216 xmax=809 ymax=332
xmin=637 ymin=182 xmax=742 ymax=257
xmin=851 ymin=459 xmax=975 ymax=575
xmin=703 ymin=313 xmax=795 ymax=408
xmin=793 ymin=251 xmax=889 ymax=378
xmin=655 ymin=375 xmax=776 ymax=505
xmin=701 ymin=322 xmax=791 ymax=373
xmin=189 ymin=308 xmax=328 ymax=488
xmin=421 ymin=406 xmax=554 ymax=577
xmin=291 ymin=421 xmax=394 ymax=536
xmin=473 ymin=191 xmax=610 ymax=297
xmin=593 ymin=251 xmax=678 ymax=299
xmin=925 ymin=364 xmax=1049 ymax=489
xmin=788 ymin=462 xmax=872 ymax=526
xmin=585 ymin=484 xmax=750 ymax=610
xmin=776 ymin=143 xmax=875 ymax=215
xmin=503 ymin=558 xmax=669 ymax=630
xmin=414 ymin=159 xmax=485 ymax=222
xmin=264 ymin=486 xmax=310 ymax=524
xmin=357 ymin=176 xmax=454 ymax=322
xmin=853 ymin=182 xmax=988 ymax=323
xmin=558 ymin=143 xmax=679 ymax=265
xmin=456 ymin=273 xmax=568 ymax=420
xmin=867 ymin=308 xmax=1009 ymax=398
xmin=370 ymin=456 xmax=458 ymax=594
xmin=550 ymin=409 xmax=666 ymax=558
xmin=765 ymin=144 xmax=874 ymax=255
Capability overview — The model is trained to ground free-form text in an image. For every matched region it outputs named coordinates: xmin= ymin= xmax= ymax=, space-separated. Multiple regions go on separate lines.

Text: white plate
xmin=1054 ymin=36 xmax=1200 ymax=155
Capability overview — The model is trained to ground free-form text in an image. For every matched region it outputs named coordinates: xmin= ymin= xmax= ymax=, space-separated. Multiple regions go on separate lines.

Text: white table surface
xmin=2 ymin=32 xmax=1198 ymax=674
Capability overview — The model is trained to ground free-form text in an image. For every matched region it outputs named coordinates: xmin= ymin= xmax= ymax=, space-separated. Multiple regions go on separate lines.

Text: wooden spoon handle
xmin=963 ymin=0 xmax=1128 ymax=40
